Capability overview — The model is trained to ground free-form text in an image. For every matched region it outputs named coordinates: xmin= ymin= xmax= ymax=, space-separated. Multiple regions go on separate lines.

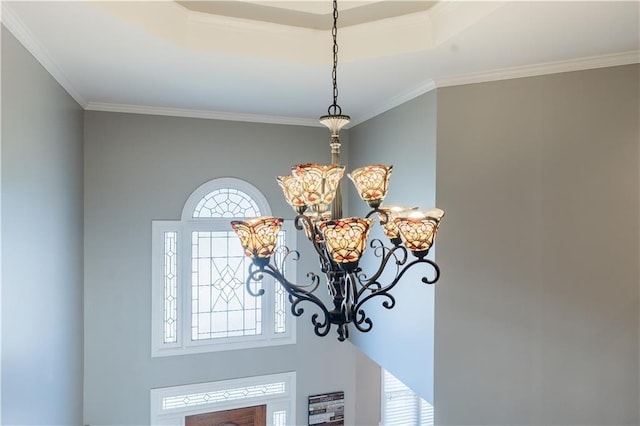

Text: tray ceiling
xmin=2 ymin=1 xmax=638 ymax=125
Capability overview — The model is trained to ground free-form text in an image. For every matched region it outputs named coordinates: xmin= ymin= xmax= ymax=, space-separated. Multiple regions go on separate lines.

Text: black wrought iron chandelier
xmin=231 ymin=0 xmax=444 ymax=341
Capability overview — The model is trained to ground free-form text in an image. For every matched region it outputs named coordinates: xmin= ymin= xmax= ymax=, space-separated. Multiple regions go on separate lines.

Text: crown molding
xmin=354 ymin=51 xmax=639 ymax=126
xmin=1 ymin=2 xmax=87 ymax=108
xmin=89 ymin=48 xmax=639 ymax=128
xmin=435 ymin=50 xmax=640 ymax=88
xmin=351 ymin=79 xmax=437 ymax=127
xmin=85 ymin=102 xmax=321 ymax=127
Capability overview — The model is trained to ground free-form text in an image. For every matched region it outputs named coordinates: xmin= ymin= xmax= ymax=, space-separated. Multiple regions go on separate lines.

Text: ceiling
xmin=2 ymin=1 xmax=639 ymax=126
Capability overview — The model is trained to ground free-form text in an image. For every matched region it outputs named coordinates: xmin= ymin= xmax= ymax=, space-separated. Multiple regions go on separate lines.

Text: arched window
xmin=152 ymin=178 xmax=296 ymax=356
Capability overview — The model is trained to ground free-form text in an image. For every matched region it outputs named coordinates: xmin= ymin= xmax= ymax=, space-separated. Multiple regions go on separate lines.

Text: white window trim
xmin=151 ymin=178 xmax=296 ymax=357
xmin=150 ymin=371 xmax=296 ymax=426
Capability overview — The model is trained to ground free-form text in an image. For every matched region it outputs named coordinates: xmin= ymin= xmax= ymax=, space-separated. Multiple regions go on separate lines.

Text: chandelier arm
xmin=350 ymin=266 xmax=394 ymax=334
xmin=355 ymin=241 xmax=409 ymax=299
xmin=294 ymin=214 xmax=334 ymax=270
xmin=293 ymin=214 xmax=307 ymax=232
xmin=274 ymin=246 xmax=322 ymax=293
xmin=247 ymin=263 xmax=324 ymax=303
xmin=247 ymin=262 xmax=334 ymax=337
xmin=268 ymin=265 xmax=325 ymax=304
xmin=290 ymin=296 xmax=332 ymax=338
xmin=418 ymin=258 xmax=441 ymax=285
xmin=346 ymin=270 xmax=358 ymax=307
xmin=276 ymin=246 xmax=298 ymax=272
xmin=353 ymin=309 xmax=374 ymax=333
xmin=352 ymin=291 xmax=395 ymax=333
xmin=352 ymin=257 xmax=441 ymax=321
xmin=246 ymin=263 xmax=267 ymax=297
xmin=365 ymin=207 xmax=386 ymax=221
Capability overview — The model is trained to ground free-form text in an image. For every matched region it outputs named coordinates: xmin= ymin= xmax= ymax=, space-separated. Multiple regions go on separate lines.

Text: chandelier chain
xmin=329 ymin=0 xmax=341 ymax=115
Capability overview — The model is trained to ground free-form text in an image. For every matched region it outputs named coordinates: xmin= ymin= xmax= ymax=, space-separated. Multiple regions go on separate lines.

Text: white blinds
xmin=382 ymin=370 xmax=434 ymax=426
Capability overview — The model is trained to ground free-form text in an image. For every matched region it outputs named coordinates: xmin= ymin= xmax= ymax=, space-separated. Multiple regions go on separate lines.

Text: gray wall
xmin=435 ymin=65 xmax=639 ymax=425
xmin=83 ymin=111 xmax=372 ymax=425
xmin=1 ymin=27 xmax=84 ymax=425
xmin=353 ymin=350 xmax=382 ymax=426
xmin=347 ymin=91 xmax=438 ymax=404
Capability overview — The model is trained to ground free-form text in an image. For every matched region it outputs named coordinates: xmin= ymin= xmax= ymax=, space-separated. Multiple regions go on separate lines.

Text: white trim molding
xmin=85 ymin=102 xmax=321 ymax=127
xmin=356 ymin=50 xmax=640 ymax=125
xmin=351 ymin=79 xmax=437 ymax=127
xmin=436 ymin=50 xmax=640 ymax=89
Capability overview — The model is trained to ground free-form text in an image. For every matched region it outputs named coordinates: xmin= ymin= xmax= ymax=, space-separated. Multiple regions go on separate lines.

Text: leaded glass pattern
xmin=193 ymin=188 xmax=262 ymax=218
xmin=153 ymin=178 xmax=295 ymax=357
xmin=162 ymin=382 xmax=286 ymax=410
xmin=274 ymin=230 xmax=287 ymax=334
xmin=273 ymin=410 xmax=287 ymax=426
xmin=164 ymin=232 xmax=178 ymax=344
xmin=191 ymin=231 xmax=262 ymax=340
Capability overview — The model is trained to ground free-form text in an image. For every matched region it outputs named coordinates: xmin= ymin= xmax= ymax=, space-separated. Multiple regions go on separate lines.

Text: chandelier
xmin=231 ymin=0 xmax=444 ymax=341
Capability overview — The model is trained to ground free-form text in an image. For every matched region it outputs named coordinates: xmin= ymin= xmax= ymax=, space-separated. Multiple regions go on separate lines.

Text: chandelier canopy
xmin=231 ymin=0 xmax=444 ymax=341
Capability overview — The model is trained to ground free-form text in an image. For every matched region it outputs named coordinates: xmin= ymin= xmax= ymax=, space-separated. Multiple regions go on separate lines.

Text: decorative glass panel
xmin=273 ymin=410 xmax=287 ymax=426
xmin=162 ymin=381 xmax=286 ymax=410
xmin=191 ymin=231 xmax=262 ymax=340
xmin=164 ymin=232 xmax=178 ymax=344
xmin=273 ymin=230 xmax=287 ymax=334
xmin=193 ymin=188 xmax=262 ymax=218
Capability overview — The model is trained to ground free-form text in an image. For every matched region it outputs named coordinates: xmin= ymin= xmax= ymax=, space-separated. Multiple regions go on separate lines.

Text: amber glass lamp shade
xmin=318 ymin=217 xmax=374 ymax=271
xmin=394 ymin=208 xmax=445 ymax=257
xmin=348 ymin=165 xmax=393 ymax=208
xmin=292 ymin=164 xmax=346 ymax=213
xmin=230 ymin=217 xmax=283 ymax=266
xmin=377 ymin=205 xmax=418 ymax=243
xmin=277 ymin=175 xmax=306 ymax=213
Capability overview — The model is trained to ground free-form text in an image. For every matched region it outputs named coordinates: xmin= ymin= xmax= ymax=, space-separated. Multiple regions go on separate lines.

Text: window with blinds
xmin=382 ymin=370 xmax=434 ymax=426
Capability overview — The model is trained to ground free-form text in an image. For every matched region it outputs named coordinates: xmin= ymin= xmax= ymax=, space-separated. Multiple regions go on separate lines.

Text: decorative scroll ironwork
xmin=242 ymin=208 xmax=440 ymax=341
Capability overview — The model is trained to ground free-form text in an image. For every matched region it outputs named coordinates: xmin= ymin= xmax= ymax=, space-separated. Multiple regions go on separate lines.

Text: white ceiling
xmin=3 ymin=1 xmax=639 ymax=126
